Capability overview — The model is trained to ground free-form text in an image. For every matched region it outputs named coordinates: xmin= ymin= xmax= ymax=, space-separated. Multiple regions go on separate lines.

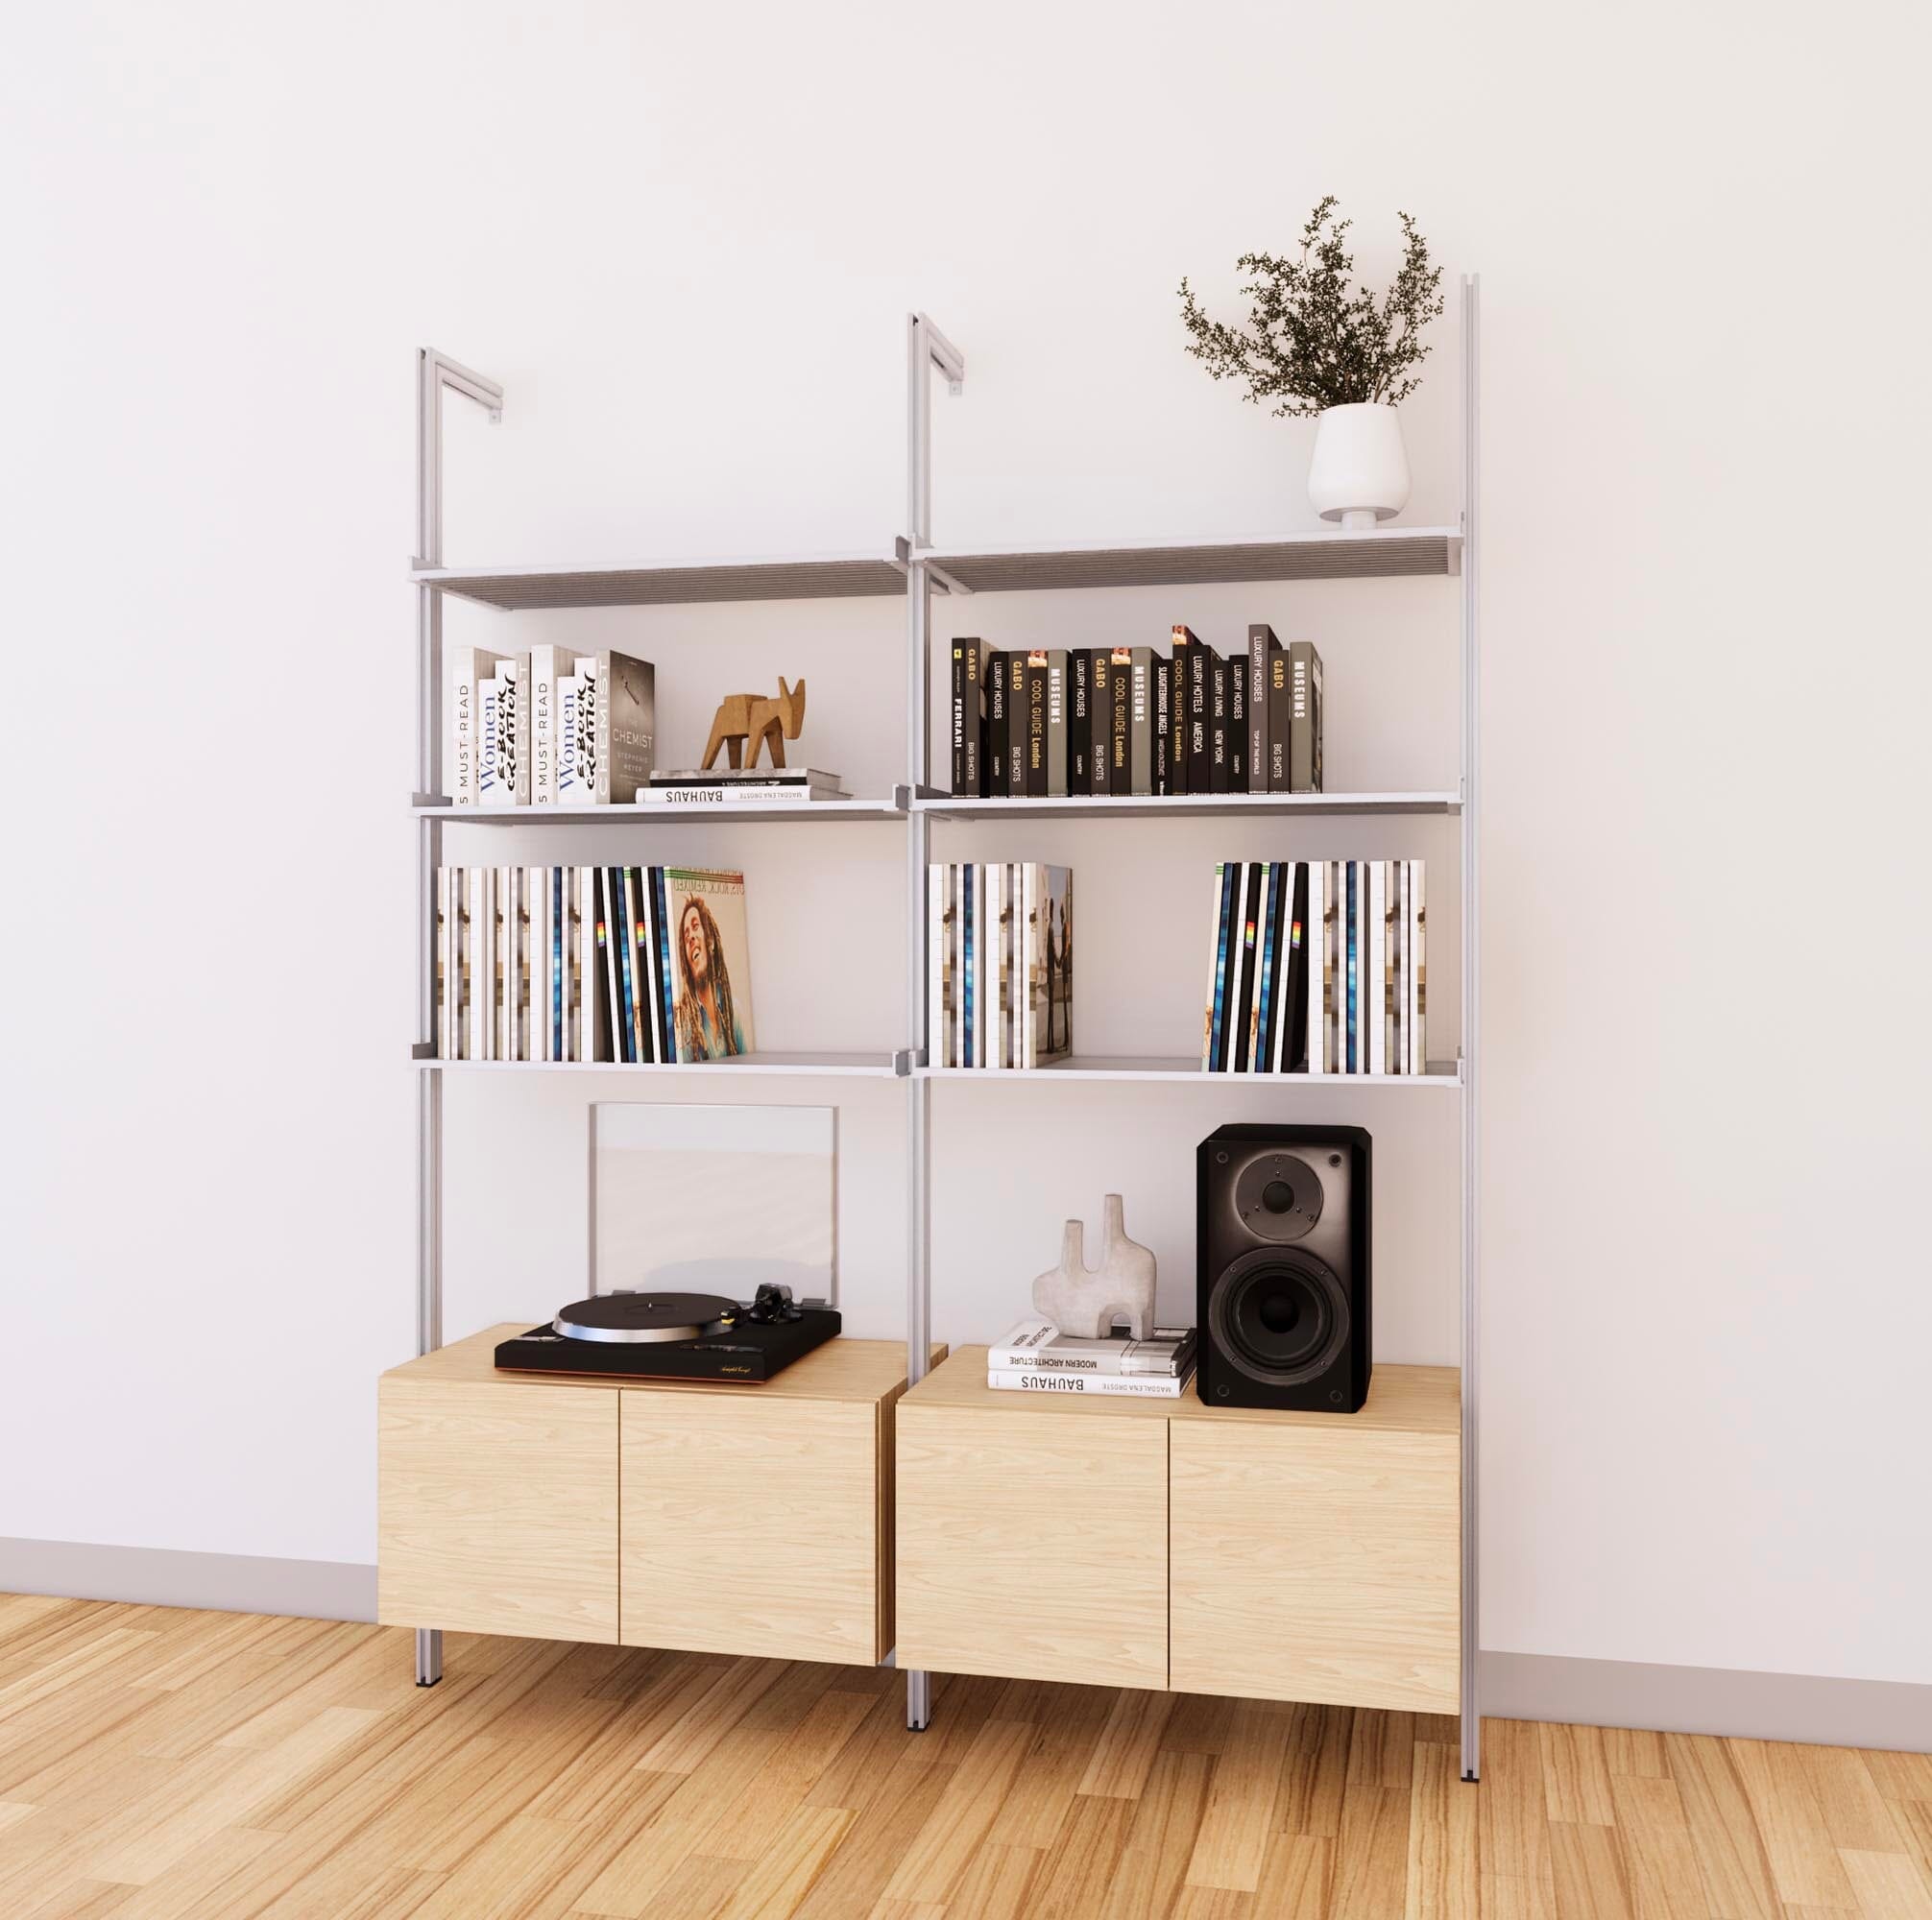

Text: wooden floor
xmin=1 ymin=1598 xmax=1927 ymax=1918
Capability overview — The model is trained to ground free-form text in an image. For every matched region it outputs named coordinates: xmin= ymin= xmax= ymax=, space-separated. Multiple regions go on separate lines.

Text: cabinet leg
xmin=905 ymin=1668 xmax=930 ymax=1731
xmin=415 ymin=1628 xmax=443 ymax=1688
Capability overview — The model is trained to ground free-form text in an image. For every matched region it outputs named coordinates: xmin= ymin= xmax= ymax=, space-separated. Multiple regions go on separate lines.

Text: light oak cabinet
xmin=894 ymin=1350 xmax=1459 ymax=1713
xmin=1169 ymin=1375 xmax=1461 ymax=1713
xmin=896 ymin=1397 xmax=1169 ymax=1689
xmin=378 ymin=1326 xmax=930 ymax=1666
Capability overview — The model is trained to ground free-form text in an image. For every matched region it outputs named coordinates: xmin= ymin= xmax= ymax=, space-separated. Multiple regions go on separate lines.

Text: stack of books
xmin=949 ymin=627 xmax=1321 ymax=799
xmin=928 ymin=864 xmax=1074 ymax=1068
xmin=639 ymin=767 xmax=850 ymax=806
xmin=1203 ymin=859 xmax=1425 ymax=1075
xmin=448 ymin=646 xmax=656 ymax=806
xmin=986 ymin=1318 xmax=1197 ymax=1399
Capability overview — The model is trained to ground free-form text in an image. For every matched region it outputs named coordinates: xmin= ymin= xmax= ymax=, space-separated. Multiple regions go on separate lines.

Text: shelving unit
xmin=409 ymin=286 xmax=1481 ymax=1777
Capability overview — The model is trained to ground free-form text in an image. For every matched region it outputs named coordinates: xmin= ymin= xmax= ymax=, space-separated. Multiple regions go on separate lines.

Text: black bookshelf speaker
xmin=1195 ymin=1123 xmax=1371 ymax=1412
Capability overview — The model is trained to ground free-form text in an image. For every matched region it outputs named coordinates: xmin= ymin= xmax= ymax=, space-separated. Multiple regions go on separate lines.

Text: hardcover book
xmin=1267 ymin=643 xmax=1291 ymax=790
xmin=556 ymin=660 xmax=595 ymax=805
xmin=1045 ymin=650 xmax=1069 ymax=796
xmin=1171 ymin=625 xmax=1198 ymax=796
xmin=989 ymin=1317 xmax=1199 ymax=1377
xmin=1227 ymin=657 xmax=1246 ymax=789
xmin=987 ymin=646 xmax=1007 ymax=793
xmin=1069 ymin=649 xmax=1092 ymax=792
xmin=1025 ymin=655 xmax=1049 ymax=797
xmin=1007 ymin=653 xmax=1028 ymax=796
xmin=591 ymin=651 xmax=657 ymax=805
xmin=1289 ymin=640 xmax=1324 ymax=793
xmin=529 ymin=645 xmax=570 ymax=804
xmin=985 ymin=1369 xmax=1191 ymax=1398
xmin=664 ymin=868 xmax=754 ymax=1061
xmin=1247 ymin=625 xmax=1275 ymax=794
xmin=1089 ymin=649 xmax=1114 ymax=796
xmin=1128 ymin=646 xmax=1154 ymax=795
xmin=1023 ymin=863 xmax=1074 ymax=1066
xmin=1186 ymin=640 xmax=1215 ymax=794
xmin=1108 ymin=647 xmax=1132 ymax=795
xmin=1152 ymin=655 xmax=1171 ymax=797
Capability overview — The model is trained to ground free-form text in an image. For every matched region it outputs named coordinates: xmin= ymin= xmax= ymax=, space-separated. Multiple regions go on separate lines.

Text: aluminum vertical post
xmin=903 ymin=314 xmax=962 ymax=1731
xmin=413 ymin=348 xmax=502 ymax=1689
xmin=1458 ymin=276 xmax=1483 ymax=1782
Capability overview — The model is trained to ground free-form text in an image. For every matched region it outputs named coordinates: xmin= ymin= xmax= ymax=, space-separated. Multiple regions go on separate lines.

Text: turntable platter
xmin=553 ymin=1292 xmax=737 ymax=1345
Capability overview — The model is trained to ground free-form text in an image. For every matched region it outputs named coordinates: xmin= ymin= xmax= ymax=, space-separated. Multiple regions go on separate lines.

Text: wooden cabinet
xmin=377 ymin=1371 xmax=619 ymax=1644
xmin=620 ymin=1360 xmax=902 ymax=1667
xmin=894 ymin=1350 xmax=1459 ymax=1713
xmin=378 ymin=1326 xmax=930 ymax=1667
xmin=1169 ymin=1371 xmax=1461 ymax=1713
xmin=897 ymin=1386 xmax=1169 ymax=1690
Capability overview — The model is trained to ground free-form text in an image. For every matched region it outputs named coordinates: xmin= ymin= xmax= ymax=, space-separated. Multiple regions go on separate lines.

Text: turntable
xmin=493 ymin=1284 xmax=840 ymax=1383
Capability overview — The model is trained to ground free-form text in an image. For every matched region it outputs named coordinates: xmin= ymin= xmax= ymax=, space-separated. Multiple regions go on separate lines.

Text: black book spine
xmin=950 ymin=644 xmax=965 ymax=797
xmin=1246 ymin=624 xmax=1273 ymax=794
xmin=1069 ymin=649 xmax=1091 ymax=791
xmin=1025 ymin=658 xmax=1049 ymax=797
xmin=1289 ymin=640 xmax=1324 ymax=793
xmin=1209 ymin=659 xmax=1230 ymax=793
xmin=1108 ymin=649 xmax=1132 ymax=795
xmin=1186 ymin=644 xmax=1214 ymax=793
xmin=1128 ymin=647 xmax=1153 ymax=795
xmin=1227 ymin=658 xmax=1246 ymax=790
xmin=1046 ymin=651 xmax=1068 ymax=796
xmin=1007 ymin=653 xmax=1028 ymax=796
xmin=986 ymin=649 xmax=1006 ymax=794
xmin=1267 ymin=643 xmax=1291 ymax=791
xmin=1089 ymin=650 xmax=1113 ymax=795
xmin=1152 ymin=655 xmax=1171 ymax=798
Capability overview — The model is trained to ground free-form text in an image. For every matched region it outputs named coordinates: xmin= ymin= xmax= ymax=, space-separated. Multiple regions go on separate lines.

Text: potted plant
xmin=1179 ymin=198 xmax=1444 ymax=529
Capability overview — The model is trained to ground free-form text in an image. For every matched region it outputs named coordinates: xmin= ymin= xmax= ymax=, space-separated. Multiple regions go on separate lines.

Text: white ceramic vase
xmin=1031 ymin=1193 xmax=1157 ymax=1339
xmin=1307 ymin=401 xmax=1411 ymax=531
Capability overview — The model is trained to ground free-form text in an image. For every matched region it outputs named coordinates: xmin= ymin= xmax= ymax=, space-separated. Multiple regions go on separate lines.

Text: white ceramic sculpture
xmin=1306 ymin=400 xmax=1412 ymax=530
xmin=1032 ymin=1193 xmax=1157 ymax=1339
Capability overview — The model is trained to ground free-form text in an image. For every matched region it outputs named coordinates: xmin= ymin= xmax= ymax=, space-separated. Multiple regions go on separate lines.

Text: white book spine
xmin=471 ymin=869 xmax=492 ymax=1059
xmin=926 ymin=866 xmax=943 ymax=1068
xmin=1368 ymin=860 xmax=1388 ymax=1075
xmin=565 ymin=868 xmax=583 ymax=1062
xmin=474 ymin=664 xmax=516 ymax=807
xmin=1022 ymin=863 xmax=1037 ymax=1069
xmin=529 ymin=647 xmax=565 ymax=804
xmin=991 ymin=863 xmax=1007 ymax=1070
xmin=434 ymin=868 xmax=450 ymax=1059
xmin=522 ymin=867 xmax=540 ymax=1061
xmin=556 ymin=663 xmax=594 ymax=804
xmin=533 ymin=866 xmax=550 ymax=1063
xmin=984 ymin=1371 xmax=1187 ymax=1400
xmin=1304 ymin=861 xmax=1325 ymax=1074
xmin=447 ymin=647 xmax=504 ymax=806
xmin=1409 ymin=860 xmax=1426 ymax=1074
xmin=495 ymin=867 xmax=514 ymax=1059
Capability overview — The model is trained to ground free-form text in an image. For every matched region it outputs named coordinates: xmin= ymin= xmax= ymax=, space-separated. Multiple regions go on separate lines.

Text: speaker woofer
xmin=1206 ymin=1245 xmax=1350 ymax=1386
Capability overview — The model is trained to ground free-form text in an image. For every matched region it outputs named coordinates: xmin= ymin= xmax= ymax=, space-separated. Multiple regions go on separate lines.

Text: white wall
xmin=3 ymin=0 xmax=1927 ymax=1692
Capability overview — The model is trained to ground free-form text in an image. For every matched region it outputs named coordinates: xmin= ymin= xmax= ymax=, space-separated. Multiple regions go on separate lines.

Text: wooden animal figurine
xmin=701 ymin=677 xmax=807 ymax=770
xmin=1032 ymin=1193 xmax=1157 ymax=1339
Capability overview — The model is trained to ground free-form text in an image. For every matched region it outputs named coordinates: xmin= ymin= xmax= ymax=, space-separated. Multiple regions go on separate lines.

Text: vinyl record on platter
xmin=552 ymin=1292 xmax=737 ymax=1344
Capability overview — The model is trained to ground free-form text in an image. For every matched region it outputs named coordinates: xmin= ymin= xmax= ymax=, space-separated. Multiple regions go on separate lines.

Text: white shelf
xmin=411 ymin=550 xmax=911 ymax=611
xmin=415 ymin=796 xmax=907 ymax=824
xmin=917 ymin=791 xmax=1459 ymax=821
xmin=922 ymin=1057 xmax=1461 ymax=1085
xmin=922 ymin=525 xmax=1461 ymax=593
xmin=419 ymin=1050 xmax=906 ymax=1078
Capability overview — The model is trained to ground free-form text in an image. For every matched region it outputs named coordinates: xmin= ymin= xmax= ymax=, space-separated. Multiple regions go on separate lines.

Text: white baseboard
xmin=0 ymin=1537 xmax=375 ymax=1623
xmin=1482 ymin=1650 xmax=1931 ymax=1754
xmin=3 ymin=1540 xmax=1923 ymax=1754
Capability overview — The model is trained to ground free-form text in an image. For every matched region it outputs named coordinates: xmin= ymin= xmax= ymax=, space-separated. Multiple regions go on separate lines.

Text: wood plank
xmin=1408 ymin=1736 xmax=1479 ymax=1919
xmin=1253 ymin=1832 xmax=1330 ymax=1918
xmin=1096 ymin=1750 xmax=1214 ymax=1920
xmin=1548 ymin=1819 xmax=1634 ymax=1918
xmin=1023 ymin=1794 xmax=1135 ymax=1919
xmin=1184 ymin=1703 xmax=1292 ymax=1891
xmin=1539 ymin=1724 xmax=1616 ymax=1827
xmin=1328 ymin=1782 xmax=1412 ymax=1918
xmin=1727 ymin=1740 xmax=1860 ymax=1909
xmin=879 ymin=1718 xmax=1034 ymax=1905
xmin=1605 ymin=1730 xmax=1670 ymax=1780
xmin=938 ymin=1842 xmax=1043 ymax=1920
xmin=1078 ymin=1689 xmax=1176 ymax=1800
xmin=1278 ymin=1704 xmax=1350 ymax=1840
xmin=1479 ymin=1873 xmax=1556 ymax=1919
xmin=1481 ymin=1719 xmax=1552 ymax=1885
xmin=711 ymin=1803 xmax=854 ymax=1920
xmin=1799 ymin=1746 xmax=1905 ymax=1852
xmin=1835 ymin=1847 xmax=1932 ymax=1918
xmin=1662 ymin=1734 xmax=1780 ymax=1920
xmin=1607 ymin=1774 xmax=1711 ymax=1920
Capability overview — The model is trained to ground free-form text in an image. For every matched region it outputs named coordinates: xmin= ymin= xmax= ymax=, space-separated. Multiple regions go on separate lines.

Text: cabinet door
xmin=378 ymin=1379 xmax=618 ymax=1644
xmin=1169 ymin=1419 xmax=1458 ymax=1713
xmin=619 ymin=1393 xmax=883 ymax=1666
xmin=896 ymin=1405 xmax=1168 ymax=1690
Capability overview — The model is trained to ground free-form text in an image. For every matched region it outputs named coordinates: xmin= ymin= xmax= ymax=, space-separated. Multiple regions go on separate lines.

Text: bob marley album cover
xmin=664 ymin=867 xmax=755 ymax=1061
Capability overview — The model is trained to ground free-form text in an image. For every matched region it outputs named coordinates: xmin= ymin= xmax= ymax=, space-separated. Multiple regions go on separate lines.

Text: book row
xmin=928 ymin=864 xmax=1075 ymax=1069
xmin=949 ymin=627 xmax=1322 ymax=800
xmin=987 ymin=1318 xmax=1198 ymax=1399
xmin=434 ymin=865 xmax=755 ymax=1063
xmin=1204 ymin=859 xmax=1427 ymax=1076
xmin=447 ymin=646 xmax=657 ymax=806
